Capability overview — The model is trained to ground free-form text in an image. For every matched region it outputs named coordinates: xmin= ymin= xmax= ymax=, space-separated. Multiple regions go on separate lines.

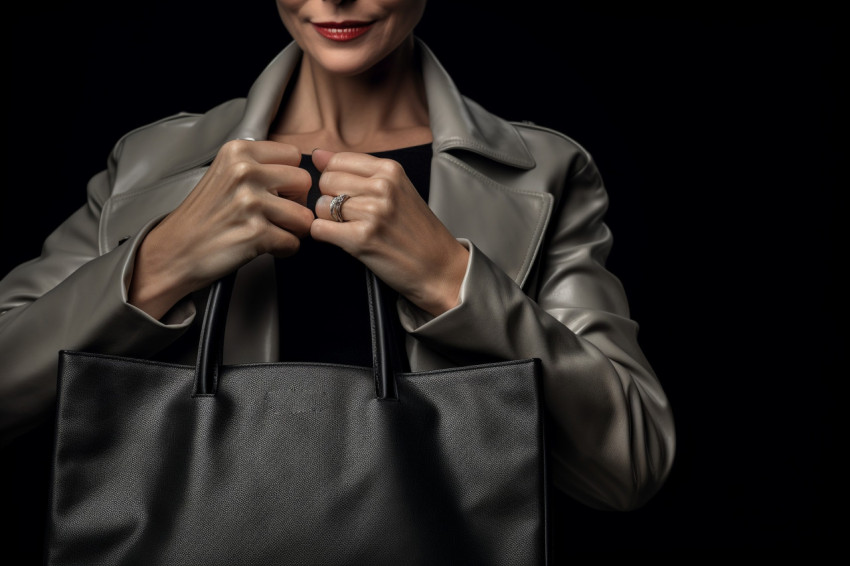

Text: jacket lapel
xmin=418 ymin=39 xmax=553 ymax=287
xmin=428 ymin=153 xmax=553 ymax=288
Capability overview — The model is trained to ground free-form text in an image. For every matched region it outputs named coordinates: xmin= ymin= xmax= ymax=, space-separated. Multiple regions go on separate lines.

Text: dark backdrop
xmin=2 ymin=1 xmax=843 ymax=561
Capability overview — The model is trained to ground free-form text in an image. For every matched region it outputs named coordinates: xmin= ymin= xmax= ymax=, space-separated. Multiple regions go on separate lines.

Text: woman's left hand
xmin=311 ymin=149 xmax=469 ymax=317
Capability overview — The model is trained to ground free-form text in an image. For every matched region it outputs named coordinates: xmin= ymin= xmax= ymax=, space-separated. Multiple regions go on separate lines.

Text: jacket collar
xmin=228 ymin=38 xmax=535 ymax=170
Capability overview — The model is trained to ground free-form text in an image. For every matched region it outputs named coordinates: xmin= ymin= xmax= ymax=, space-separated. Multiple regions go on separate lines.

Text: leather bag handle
xmin=193 ymin=267 xmax=406 ymax=400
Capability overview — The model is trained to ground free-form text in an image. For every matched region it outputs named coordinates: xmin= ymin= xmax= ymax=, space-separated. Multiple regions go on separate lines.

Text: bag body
xmin=45 ymin=272 xmax=548 ymax=565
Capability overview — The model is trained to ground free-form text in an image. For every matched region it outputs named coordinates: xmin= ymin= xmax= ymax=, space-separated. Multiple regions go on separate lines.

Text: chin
xmin=314 ymin=49 xmax=389 ymax=76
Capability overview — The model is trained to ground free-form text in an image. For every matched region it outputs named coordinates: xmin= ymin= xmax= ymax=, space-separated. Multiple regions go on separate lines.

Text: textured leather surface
xmin=45 ymin=272 xmax=548 ymax=565
xmin=47 ymin=354 xmax=546 ymax=565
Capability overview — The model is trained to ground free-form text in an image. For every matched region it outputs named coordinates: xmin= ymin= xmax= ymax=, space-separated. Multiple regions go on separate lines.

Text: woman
xmin=0 ymin=0 xmax=674 ymax=517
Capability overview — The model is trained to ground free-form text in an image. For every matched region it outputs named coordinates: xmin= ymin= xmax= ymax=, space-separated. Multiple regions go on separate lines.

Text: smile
xmin=312 ymin=21 xmax=374 ymax=42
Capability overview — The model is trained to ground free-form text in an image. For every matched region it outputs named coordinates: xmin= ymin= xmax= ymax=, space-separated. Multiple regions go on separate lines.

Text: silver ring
xmin=329 ymin=194 xmax=350 ymax=222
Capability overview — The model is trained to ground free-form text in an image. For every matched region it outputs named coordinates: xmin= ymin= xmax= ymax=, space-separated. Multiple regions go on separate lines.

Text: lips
xmin=312 ymin=21 xmax=374 ymax=42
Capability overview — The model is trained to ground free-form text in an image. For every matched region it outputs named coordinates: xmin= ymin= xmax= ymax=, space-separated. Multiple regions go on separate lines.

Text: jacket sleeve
xmin=0 ymin=169 xmax=196 ymax=445
xmin=397 ymin=155 xmax=675 ymax=512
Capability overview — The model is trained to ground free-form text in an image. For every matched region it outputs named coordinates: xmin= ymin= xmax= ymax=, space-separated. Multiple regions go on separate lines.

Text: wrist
xmin=418 ymin=243 xmax=469 ymax=317
xmin=128 ymin=237 xmax=191 ymax=320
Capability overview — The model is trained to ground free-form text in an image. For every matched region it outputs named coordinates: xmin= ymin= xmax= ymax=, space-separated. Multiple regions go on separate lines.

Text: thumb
xmin=311 ymin=148 xmax=335 ymax=172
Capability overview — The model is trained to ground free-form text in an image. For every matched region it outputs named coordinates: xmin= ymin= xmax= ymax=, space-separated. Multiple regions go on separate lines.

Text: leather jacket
xmin=0 ymin=39 xmax=675 ymax=511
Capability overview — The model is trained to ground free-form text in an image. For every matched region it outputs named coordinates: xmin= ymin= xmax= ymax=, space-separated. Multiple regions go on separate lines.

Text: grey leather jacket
xmin=0 ymin=39 xmax=674 ymax=511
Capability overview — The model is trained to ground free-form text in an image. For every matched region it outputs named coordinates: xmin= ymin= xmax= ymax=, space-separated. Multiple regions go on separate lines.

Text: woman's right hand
xmin=128 ymin=139 xmax=314 ymax=319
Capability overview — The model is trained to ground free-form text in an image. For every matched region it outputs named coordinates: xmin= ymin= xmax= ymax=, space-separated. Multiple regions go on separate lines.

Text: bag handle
xmin=193 ymin=267 xmax=406 ymax=400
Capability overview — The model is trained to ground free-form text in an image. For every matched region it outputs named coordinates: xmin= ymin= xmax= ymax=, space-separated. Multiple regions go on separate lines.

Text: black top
xmin=275 ymin=143 xmax=433 ymax=366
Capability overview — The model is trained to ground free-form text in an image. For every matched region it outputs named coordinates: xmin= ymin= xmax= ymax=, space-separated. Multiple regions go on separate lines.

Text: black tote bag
xmin=45 ymin=269 xmax=549 ymax=565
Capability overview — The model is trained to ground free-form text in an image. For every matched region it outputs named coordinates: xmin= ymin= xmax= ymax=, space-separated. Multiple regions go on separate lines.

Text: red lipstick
xmin=312 ymin=21 xmax=374 ymax=42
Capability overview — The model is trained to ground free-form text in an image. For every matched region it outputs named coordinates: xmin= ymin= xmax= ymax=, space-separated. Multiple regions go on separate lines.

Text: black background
xmin=1 ymin=1 xmax=844 ymax=561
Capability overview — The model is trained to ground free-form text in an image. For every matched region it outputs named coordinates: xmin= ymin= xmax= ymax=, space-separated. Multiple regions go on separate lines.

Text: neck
xmin=270 ymin=38 xmax=431 ymax=153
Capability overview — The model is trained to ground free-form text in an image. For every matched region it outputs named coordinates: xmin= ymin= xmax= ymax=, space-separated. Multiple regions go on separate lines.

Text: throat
xmin=269 ymin=51 xmax=431 ymax=154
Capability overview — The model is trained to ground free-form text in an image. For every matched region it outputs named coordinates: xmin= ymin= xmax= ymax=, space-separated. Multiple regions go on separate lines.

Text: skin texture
xmin=129 ymin=0 xmax=469 ymax=319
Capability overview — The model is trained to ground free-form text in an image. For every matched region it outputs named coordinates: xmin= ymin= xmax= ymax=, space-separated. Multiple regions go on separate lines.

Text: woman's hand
xmin=310 ymin=149 xmax=469 ymax=317
xmin=129 ymin=139 xmax=315 ymax=319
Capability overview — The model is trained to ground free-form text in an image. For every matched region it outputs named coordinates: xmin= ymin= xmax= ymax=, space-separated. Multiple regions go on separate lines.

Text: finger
xmin=219 ymin=161 xmax=312 ymax=203
xmin=222 ymin=138 xmax=304 ymax=166
xmin=313 ymin=149 xmax=385 ymax=177
xmin=310 ymin=148 xmax=335 ymax=172
xmin=261 ymin=224 xmax=305 ymax=259
xmin=314 ymin=194 xmax=363 ymax=223
xmin=309 ymin=217 xmax=355 ymax=252
xmin=314 ymin=195 xmax=333 ymax=221
xmin=315 ymin=170 xmax=372 ymax=197
xmin=261 ymin=164 xmax=313 ymax=202
xmin=262 ymin=195 xmax=316 ymax=238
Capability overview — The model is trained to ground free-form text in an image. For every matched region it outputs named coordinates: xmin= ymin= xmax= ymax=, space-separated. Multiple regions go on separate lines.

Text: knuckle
xmin=221 ymin=138 xmax=250 ymax=158
xmin=371 ymin=177 xmax=392 ymax=196
xmin=232 ymin=217 xmax=265 ymax=250
xmin=327 ymin=153 xmax=343 ymax=169
xmin=354 ymin=221 xmax=378 ymax=244
xmin=362 ymin=200 xmax=383 ymax=218
xmin=378 ymin=159 xmax=402 ymax=177
xmin=244 ymin=215 xmax=267 ymax=238
xmin=229 ymin=160 xmax=254 ymax=183
xmin=233 ymin=184 xmax=260 ymax=211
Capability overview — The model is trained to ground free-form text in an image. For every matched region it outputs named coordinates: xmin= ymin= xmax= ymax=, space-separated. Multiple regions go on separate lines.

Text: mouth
xmin=312 ymin=20 xmax=374 ymax=42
